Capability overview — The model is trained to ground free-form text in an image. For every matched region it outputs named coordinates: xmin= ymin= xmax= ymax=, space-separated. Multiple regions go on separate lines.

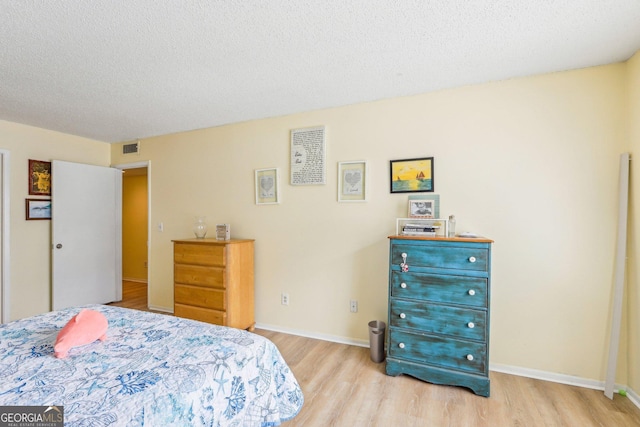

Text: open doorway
xmin=115 ymin=162 xmax=149 ymax=310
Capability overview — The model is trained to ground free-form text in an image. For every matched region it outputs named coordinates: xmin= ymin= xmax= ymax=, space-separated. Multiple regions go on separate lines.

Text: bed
xmin=0 ymin=305 xmax=303 ymax=426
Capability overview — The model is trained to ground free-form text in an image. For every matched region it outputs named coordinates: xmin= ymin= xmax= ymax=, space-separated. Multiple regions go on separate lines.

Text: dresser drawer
xmin=175 ymin=303 xmax=226 ymax=326
xmin=391 ymin=243 xmax=488 ymax=272
xmin=175 ymin=264 xmax=225 ymax=288
xmin=388 ymin=329 xmax=487 ymax=374
xmin=174 ymin=243 xmax=225 ymax=266
xmin=390 ymin=298 xmax=486 ymax=341
xmin=175 ymin=284 xmax=225 ymax=311
xmin=391 ymin=272 xmax=487 ymax=308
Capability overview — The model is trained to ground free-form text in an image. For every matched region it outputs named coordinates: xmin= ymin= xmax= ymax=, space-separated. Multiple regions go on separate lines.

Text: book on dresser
xmin=386 ymin=235 xmax=493 ymax=397
xmin=173 ymin=238 xmax=255 ymax=331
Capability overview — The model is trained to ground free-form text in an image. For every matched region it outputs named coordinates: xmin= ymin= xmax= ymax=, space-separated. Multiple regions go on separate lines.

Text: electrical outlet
xmin=350 ymin=300 xmax=358 ymax=313
xmin=281 ymin=293 xmax=289 ymax=306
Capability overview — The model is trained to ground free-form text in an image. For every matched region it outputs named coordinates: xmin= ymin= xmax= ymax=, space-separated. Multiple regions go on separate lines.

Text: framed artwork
xmin=29 ymin=159 xmax=52 ymax=195
xmin=338 ymin=160 xmax=367 ymax=202
xmin=408 ymin=194 xmax=440 ymax=218
xmin=26 ymin=198 xmax=51 ymax=220
xmin=389 ymin=157 xmax=434 ymax=193
xmin=255 ymin=168 xmax=280 ymax=204
xmin=290 ymin=126 xmax=326 ymax=185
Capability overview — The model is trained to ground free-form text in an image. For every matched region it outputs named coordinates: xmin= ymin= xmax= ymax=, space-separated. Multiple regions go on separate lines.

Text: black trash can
xmin=368 ymin=320 xmax=386 ymax=363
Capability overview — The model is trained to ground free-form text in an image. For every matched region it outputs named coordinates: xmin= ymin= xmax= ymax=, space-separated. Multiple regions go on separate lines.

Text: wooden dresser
xmin=173 ymin=238 xmax=255 ymax=331
xmin=386 ymin=235 xmax=493 ymax=396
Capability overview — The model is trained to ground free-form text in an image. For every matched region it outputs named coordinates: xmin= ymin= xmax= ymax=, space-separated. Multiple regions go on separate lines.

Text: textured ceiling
xmin=2 ymin=1 xmax=640 ymax=143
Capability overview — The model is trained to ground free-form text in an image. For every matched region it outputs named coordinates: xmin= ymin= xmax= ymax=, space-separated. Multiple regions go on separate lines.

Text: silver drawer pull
xmin=466 ymin=354 xmax=474 ymax=361
xmin=469 ymin=256 xmax=476 ymax=263
xmin=399 ymin=313 xmax=406 ymax=319
xmin=400 ymin=283 xmax=407 ymax=289
xmin=468 ymin=289 xmax=476 ymax=296
xmin=467 ymin=322 xmax=475 ymax=329
xmin=398 ymin=343 xmax=405 ymax=349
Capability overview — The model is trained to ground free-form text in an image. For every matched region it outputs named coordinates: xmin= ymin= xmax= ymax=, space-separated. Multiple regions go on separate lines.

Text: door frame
xmin=0 ymin=149 xmax=9 ymax=324
xmin=114 ymin=160 xmax=151 ymax=308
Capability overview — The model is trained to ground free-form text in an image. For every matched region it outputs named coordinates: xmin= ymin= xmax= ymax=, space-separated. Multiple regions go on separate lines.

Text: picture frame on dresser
xmin=338 ymin=160 xmax=367 ymax=202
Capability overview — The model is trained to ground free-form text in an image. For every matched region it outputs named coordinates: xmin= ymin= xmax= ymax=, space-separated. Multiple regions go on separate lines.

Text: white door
xmin=52 ymin=160 xmax=122 ymax=311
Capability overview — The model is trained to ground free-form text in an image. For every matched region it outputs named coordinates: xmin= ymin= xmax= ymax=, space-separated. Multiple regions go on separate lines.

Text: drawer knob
xmin=400 ymin=283 xmax=407 ymax=289
xmin=399 ymin=313 xmax=406 ymax=319
xmin=469 ymin=256 xmax=477 ymax=263
xmin=400 ymin=253 xmax=409 ymax=272
xmin=466 ymin=354 xmax=474 ymax=361
xmin=467 ymin=322 xmax=475 ymax=329
xmin=398 ymin=343 xmax=405 ymax=349
xmin=468 ymin=289 xmax=476 ymax=296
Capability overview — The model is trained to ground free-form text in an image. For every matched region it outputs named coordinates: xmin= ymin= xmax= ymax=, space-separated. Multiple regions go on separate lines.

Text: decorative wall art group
xmin=255 ymin=125 xmax=435 ymax=205
xmin=26 ymin=159 xmax=52 ymax=220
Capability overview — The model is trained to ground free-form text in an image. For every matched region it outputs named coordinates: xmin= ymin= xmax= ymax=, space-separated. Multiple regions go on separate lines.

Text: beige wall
xmin=122 ymin=173 xmax=148 ymax=281
xmin=0 ymin=120 xmax=111 ymax=321
xmin=627 ymin=51 xmax=640 ymax=392
xmin=112 ymin=62 xmax=630 ymax=382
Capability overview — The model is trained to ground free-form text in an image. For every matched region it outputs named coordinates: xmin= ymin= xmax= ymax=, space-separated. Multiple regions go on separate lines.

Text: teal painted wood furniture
xmin=386 ymin=235 xmax=493 ymax=397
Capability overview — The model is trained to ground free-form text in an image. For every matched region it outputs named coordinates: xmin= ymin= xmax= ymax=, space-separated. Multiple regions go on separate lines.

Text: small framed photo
xmin=29 ymin=159 xmax=52 ymax=195
xmin=408 ymin=194 xmax=440 ymax=218
xmin=408 ymin=199 xmax=435 ymax=218
xmin=390 ymin=157 xmax=434 ymax=193
xmin=338 ymin=160 xmax=367 ymax=202
xmin=26 ymin=198 xmax=51 ymax=220
xmin=255 ymin=168 xmax=280 ymax=204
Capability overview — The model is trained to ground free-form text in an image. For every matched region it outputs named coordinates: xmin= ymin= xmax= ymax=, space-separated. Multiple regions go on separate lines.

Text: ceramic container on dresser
xmin=386 ymin=235 xmax=493 ymax=397
xmin=173 ymin=238 xmax=255 ymax=331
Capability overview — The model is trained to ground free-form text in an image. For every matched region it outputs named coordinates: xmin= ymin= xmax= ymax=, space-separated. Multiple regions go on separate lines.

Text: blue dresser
xmin=386 ymin=236 xmax=493 ymax=397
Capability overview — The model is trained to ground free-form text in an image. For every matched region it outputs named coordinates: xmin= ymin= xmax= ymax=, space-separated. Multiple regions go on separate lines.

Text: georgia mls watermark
xmin=0 ymin=406 xmax=63 ymax=427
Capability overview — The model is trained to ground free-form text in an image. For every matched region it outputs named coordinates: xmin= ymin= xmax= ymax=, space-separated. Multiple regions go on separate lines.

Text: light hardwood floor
xmin=111 ymin=281 xmax=640 ymax=426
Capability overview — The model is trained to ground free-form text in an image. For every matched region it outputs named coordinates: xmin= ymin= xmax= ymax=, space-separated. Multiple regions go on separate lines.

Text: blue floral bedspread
xmin=0 ymin=305 xmax=303 ymax=426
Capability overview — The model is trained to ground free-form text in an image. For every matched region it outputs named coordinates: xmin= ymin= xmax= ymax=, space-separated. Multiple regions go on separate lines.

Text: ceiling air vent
xmin=122 ymin=142 xmax=139 ymax=155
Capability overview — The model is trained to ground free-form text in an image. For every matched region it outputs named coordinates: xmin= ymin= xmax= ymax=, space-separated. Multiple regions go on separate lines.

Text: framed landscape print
xmin=26 ymin=198 xmax=51 ymax=220
xmin=390 ymin=157 xmax=434 ymax=193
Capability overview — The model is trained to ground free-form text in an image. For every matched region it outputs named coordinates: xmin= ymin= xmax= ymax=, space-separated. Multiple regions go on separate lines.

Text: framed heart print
xmin=338 ymin=160 xmax=368 ymax=202
xmin=255 ymin=168 xmax=280 ymax=204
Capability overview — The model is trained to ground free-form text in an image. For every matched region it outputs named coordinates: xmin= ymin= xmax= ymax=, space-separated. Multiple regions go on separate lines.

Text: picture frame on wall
xmin=29 ymin=159 xmax=52 ymax=196
xmin=338 ymin=160 xmax=367 ymax=202
xmin=26 ymin=198 xmax=51 ymax=220
xmin=255 ymin=168 xmax=280 ymax=204
xmin=389 ymin=157 xmax=434 ymax=193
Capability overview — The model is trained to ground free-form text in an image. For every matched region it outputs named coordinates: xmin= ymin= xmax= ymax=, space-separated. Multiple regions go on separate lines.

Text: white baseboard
xmin=489 ymin=363 xmax=639 ymax=409
xmin=255 ymin=323 xmax=639 ymax=410
xmin=255 ymin=322 xmax=369 ymax=348
xmin=148 ymin=304 xmax=173 ymax=314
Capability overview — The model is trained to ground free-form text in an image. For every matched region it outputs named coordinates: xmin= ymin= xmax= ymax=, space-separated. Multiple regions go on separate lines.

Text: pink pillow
xmin=54 ymin=309 xmax=108 ymax=358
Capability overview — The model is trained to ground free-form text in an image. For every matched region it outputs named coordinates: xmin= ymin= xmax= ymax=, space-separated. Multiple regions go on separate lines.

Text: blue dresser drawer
xmin=388 ymin=329 xmax=487 ymax=374
xmin=391 ymin=243 xmax=488 ymax=272
xmin=387 ymin=236 xmax=492 ymax=396
xmin=390 ymin=298 xmax=486 ymax=341
xmin=390 ymin=271 xmax=487 ymax=308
